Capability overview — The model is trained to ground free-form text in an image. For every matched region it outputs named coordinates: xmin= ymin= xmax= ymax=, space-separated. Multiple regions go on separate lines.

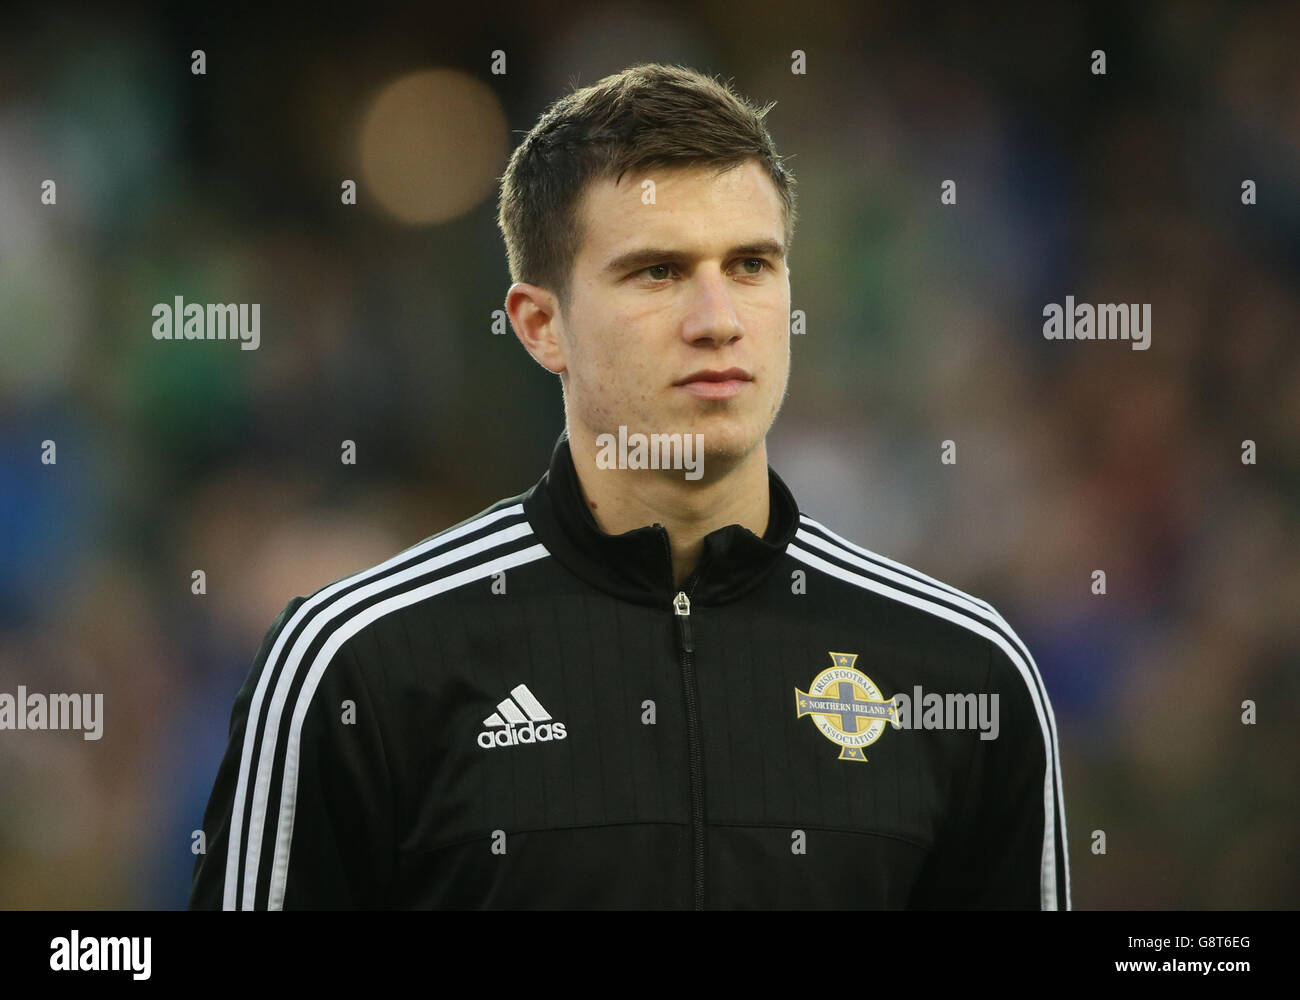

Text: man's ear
xmin=505 ymin=282 xmax=567 ymax=375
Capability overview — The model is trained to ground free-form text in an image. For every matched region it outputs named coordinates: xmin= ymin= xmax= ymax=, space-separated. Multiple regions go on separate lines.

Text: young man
xmin=190 ymin=63 xmax=1069 ymax=910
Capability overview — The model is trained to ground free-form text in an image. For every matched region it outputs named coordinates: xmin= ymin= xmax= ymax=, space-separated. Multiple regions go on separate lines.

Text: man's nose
xmin=680 ymin=268 xmax=743 ymax=346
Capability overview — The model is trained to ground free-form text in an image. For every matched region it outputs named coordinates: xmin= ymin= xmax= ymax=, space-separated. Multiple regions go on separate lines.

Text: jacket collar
xmin=523 ymin=430 xmax=800 ymax=608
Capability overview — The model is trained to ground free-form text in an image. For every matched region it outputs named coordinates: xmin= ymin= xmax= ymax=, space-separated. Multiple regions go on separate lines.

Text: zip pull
xmin=673 ymin=591 xmax=694 ymax=653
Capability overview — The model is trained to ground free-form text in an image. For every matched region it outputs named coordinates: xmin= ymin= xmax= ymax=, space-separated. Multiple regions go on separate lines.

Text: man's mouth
xmin=673 ymin=368 xmax=753 ymax=400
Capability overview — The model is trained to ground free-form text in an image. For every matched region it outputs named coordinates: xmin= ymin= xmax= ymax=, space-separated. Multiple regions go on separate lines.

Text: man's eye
xmin=638 ymin=260 xmax=769 ymax=281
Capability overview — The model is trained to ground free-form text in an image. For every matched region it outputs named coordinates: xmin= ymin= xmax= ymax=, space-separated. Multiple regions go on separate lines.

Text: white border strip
xmin=800 ymin=514 xmax=997 ymax=613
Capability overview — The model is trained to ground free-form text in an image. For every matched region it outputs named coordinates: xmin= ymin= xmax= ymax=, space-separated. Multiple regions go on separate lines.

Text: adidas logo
xmin=477 ymin=684 xmax=568 ymax=749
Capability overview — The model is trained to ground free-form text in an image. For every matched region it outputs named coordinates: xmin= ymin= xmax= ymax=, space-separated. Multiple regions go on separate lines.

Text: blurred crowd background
xmin=1 ymin=1 xmax=1297 ymax=908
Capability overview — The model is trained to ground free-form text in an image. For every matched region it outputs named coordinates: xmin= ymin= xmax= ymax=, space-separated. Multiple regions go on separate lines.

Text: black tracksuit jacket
xmin=190 ymin=432 xmax=1070 ymax=910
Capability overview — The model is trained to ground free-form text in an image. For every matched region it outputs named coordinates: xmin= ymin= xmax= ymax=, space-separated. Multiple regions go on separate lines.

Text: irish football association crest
xmin=795 ymin=652 xmax=898 ymax=761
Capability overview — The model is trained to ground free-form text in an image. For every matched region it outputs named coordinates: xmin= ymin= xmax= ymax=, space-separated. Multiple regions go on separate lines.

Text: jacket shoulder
xmin=788 ymin=511 xmax=1047 ymax=674
xmin=790 ymin=511 xmax=1006 ymax=629
xmin=284 ymin=491 xmax=545 ymax=653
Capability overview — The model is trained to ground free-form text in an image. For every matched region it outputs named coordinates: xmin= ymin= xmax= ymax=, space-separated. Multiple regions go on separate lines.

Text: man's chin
xmin=690 ymin=426 xmax=765 ymax=475
xmin=690 ymin=408 xmax=765 ymax=444
xmin=588 ymin=409 xmax=769 ymax=478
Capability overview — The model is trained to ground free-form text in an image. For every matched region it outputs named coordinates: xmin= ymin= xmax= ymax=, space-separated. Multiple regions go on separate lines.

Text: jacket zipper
xmin=672 ymin=588 xmax=706 ymax=911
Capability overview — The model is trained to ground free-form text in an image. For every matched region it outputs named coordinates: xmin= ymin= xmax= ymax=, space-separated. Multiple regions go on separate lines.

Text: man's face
xmin=556 ymin=159 xmax=791 ymax=473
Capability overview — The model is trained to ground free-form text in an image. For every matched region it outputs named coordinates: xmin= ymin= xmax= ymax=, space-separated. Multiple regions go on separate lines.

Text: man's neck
xmin=567 ymin=427 xmax=771 ymax=588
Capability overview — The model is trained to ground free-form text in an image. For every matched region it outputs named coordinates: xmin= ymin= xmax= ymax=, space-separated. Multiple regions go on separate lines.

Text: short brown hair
xmin=496 ymin=62 xmax=798 ymax=310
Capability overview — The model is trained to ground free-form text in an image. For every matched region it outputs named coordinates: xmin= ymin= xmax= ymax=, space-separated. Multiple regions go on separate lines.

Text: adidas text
xmin=477 ymin=720 xmax=567 ymax=749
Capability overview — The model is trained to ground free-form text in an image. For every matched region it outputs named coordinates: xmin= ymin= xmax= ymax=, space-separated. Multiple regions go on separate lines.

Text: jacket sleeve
xmin=909 ymin=633 xmax=1070 ymax=910
xmin=189 ymin=596 xmax=396 ymax=910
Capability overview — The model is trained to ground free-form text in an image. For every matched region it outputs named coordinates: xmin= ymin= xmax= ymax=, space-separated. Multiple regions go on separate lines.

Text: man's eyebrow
xmin=602 ymin=239 xmax=787 ymax=276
